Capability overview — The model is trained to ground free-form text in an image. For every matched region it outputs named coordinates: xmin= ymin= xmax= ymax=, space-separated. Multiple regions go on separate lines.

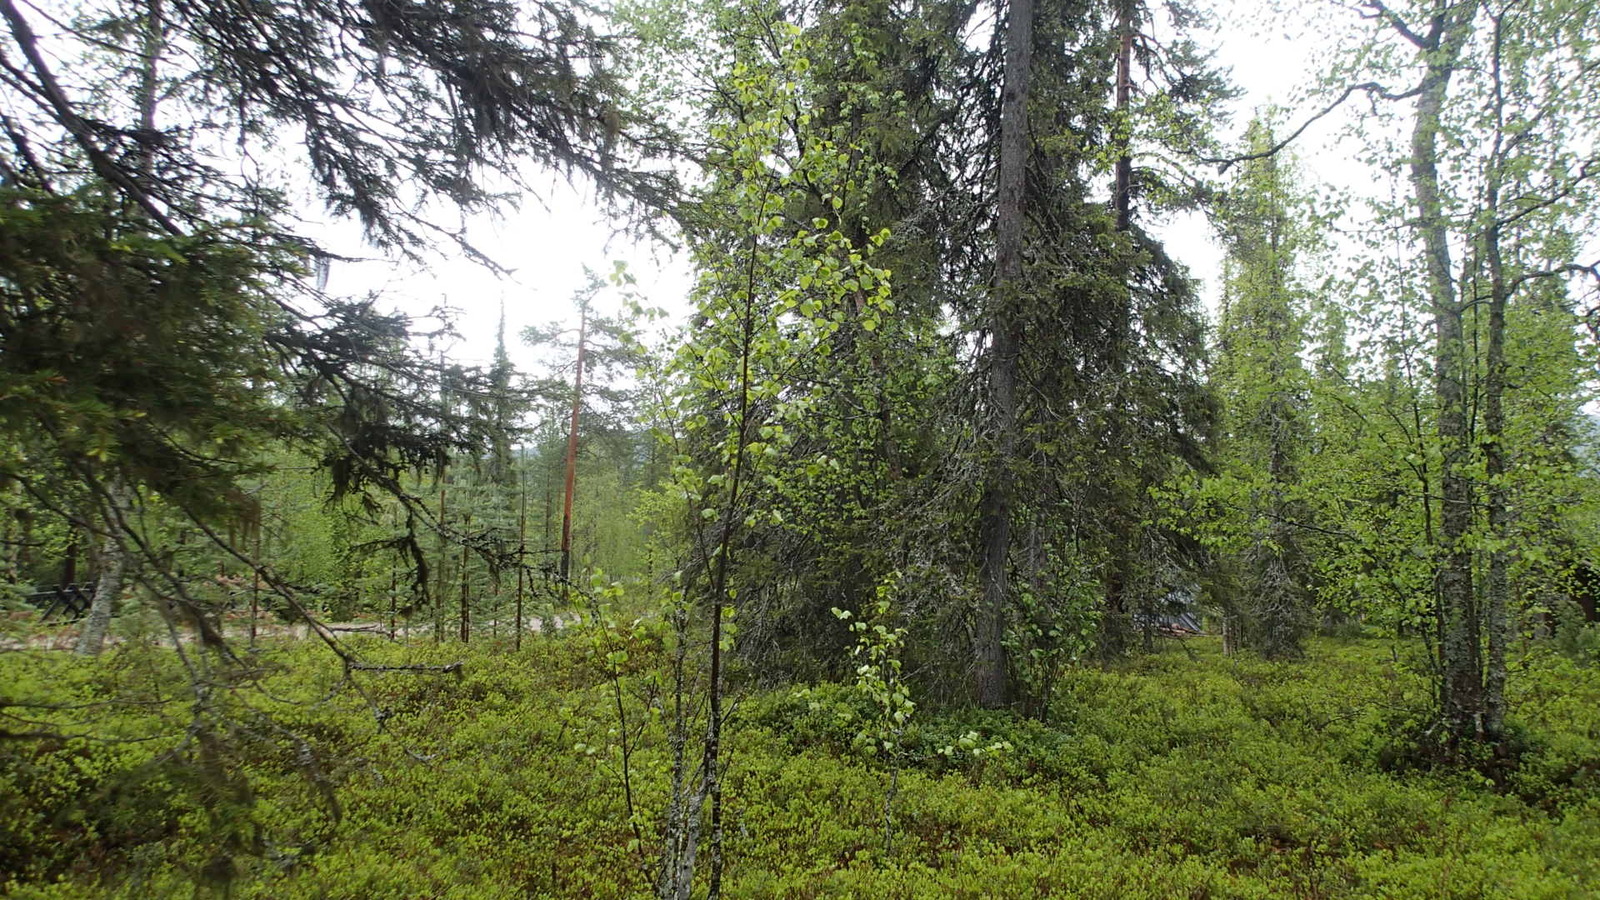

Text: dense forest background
xmin=2 ymin=0 xmax=1600 ymax=896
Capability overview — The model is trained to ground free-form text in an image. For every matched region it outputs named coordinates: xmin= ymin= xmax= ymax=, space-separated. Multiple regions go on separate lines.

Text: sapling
xmin=833 ymin=572 xmax=913 ymax=859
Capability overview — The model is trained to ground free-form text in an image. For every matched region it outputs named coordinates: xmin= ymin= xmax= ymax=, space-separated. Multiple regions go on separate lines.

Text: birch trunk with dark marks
xmin=1406 ymin=2 xmax=1481 ymax=740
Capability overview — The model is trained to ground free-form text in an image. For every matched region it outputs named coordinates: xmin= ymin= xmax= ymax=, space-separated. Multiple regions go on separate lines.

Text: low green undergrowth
xmin=3 ymin=634 xmax=1597 ymax=898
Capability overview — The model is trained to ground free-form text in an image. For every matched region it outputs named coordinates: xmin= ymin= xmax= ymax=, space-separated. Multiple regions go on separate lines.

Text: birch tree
xmin=1340 ymin=0 xmax=1599 ymax=743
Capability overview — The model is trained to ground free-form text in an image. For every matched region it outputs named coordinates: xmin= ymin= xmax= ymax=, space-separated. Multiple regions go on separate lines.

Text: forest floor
xmin=2 ymin=629 xmax=1598 ymax=898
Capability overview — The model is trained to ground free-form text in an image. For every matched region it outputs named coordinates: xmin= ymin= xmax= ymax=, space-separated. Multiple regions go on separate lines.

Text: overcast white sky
xmin=320 ymin=0 xmax=1360 ymax=376
xmin=311 ymin=173 xmax=689 ymax=372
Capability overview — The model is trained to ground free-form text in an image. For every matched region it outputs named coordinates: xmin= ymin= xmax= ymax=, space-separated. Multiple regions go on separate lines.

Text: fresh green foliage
xmin=832 ymin=574 xmax=919 ymax=856
xmin=6 ymin=634 xmax=1599 ymax=898
xmin=661 ymin=11 xmax=909 ymax=683
xmin=833 ymin=576 xmax=915 ymax=760
xmin=7 ymin=0 xmax=1600 ymax=895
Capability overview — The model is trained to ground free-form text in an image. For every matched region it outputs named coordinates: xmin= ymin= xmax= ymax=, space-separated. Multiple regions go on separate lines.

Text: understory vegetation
xmin=4 ymin=630 xmax=1599 ymax=898
xmin=4 ymin=0 xmax=1600 ymax=894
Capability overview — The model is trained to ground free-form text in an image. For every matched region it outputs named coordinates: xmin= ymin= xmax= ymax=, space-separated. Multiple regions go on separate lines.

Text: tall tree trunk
xmin=435 ymin=473 xmax=447 ymax=643
xmin=435 ymin=348 xmax=451 ymax=642
xmin=516 ymin=473 xmax=527 ymax=649
xmin=1101 ymin=0 xmax=1138 ymax=649
xmin=1482 ymin=217 xmax=1509 ymax=738
xmin=1480 ymin=18 xmax=1511 ymax=738
xmin=975 ymin=0 xmax=1034 ymax=709
xmin=458 ymin=513 xmax=471 ymax=642
xmin=560 ymin=305 xmax=589 ymax=601
xmin=544 ymin=422 xmax=556 ymax=555
xmin=1113 ymin=0 xmax=1134 ymax=232
xmin=1408 ymin=2 xmax=1480 ymax=740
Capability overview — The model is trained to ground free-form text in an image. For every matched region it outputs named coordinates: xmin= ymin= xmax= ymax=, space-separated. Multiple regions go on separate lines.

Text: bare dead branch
xmin=1194 ymin=81 xmax=1422 ymax=172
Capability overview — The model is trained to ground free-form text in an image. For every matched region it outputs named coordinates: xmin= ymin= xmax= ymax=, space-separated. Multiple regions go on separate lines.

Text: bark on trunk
xmin=458 ymin=514 xmax=471 ymax=642
xmin=560 ymin=305 xmax=589 ymax=599
xmin=75 ymin=481 xmax=130 ymax=656
xmin=1113 ymin=0 xmax=1134 ymax=232
xmin=515 ymin=478 xmax=527 ymax=650
xmin=435 ymin=476 xmax=447 ymax=642
xmin=1407 ymin=3 xmax=1481 ymax=740
xmin=655 ymin=601 xmax=702 ymax=900
xmin=1482 ymin=217 xmax=1509 ymax=738
xmin=1481 ymin=27 xmax=1511 ymax=734
xmin=975 ymin=0 xmax=1035 ymax=709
